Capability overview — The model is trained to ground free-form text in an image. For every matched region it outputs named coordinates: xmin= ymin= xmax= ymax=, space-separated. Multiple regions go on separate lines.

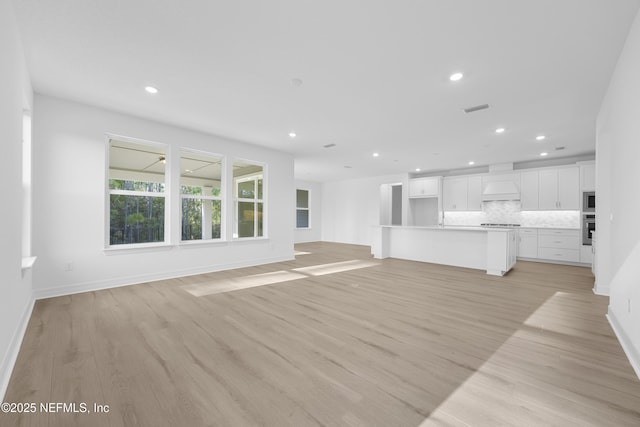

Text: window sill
xmin=179 ymin=239 xmax=228 ymax=248
xmin=22 ymin=256 xmax=37 ymax=271
xmin=104 ymin=242 xmax=174 ymax=255
xmin=231 ymin=236 xmax=270 ymax=243
xmin=296 ymin=227 xmax=312 ymax=230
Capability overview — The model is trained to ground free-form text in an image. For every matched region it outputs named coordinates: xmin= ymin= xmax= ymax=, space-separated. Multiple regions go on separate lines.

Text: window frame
xmin=296 ymin=188 xmax=310 ymax=229
xmin=179 ymin=148 xmax=225 ymax=243
xmin=105 ymin=134 xmax=170 ymax=249
xmin=233 ymin=160 xmax=267 ymax=239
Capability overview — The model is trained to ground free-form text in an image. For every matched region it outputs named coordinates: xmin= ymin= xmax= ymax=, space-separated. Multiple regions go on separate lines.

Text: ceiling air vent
xmin=463 ymin=104 xmax=490 ymax=114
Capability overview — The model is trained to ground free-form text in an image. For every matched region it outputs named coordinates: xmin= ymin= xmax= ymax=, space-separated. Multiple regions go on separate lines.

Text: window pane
xmin=296 ymin=209 xmax=309 ymax=228
xmin=182 ymin=198 xmax=222 ymax=240
xmin=237 ymin=202 xmax=255 ymax=238
xmin=180 ymin=151 xmax=222 ymax=196
xmin=238 ymin=181 xmax=255 ymax=199
xmin=109 ymin=140 xmax=165 ymax=192
xmin=296 ymin=189 xmax=309 ymax=208
xmin=233 ymin=160 xmax=264 ymax=238
xmin=109 ymin=195 xmax=165 ymax=245
xmin=257 ymin=202 xmax=263 ymax=237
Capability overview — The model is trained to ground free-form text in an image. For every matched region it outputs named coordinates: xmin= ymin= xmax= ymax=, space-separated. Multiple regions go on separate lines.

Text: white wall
xmin=596 ymin=7 xmax=640 ymax=376
xmin=321 ymin=174 xmax=407 ymax=246
xmin=0 ymin=0 xmax=34 ymax=399
xmin=294 ymin=179 xmax=322 ymax=243
xmin=32 ymin=95 xmax=294 ymax=298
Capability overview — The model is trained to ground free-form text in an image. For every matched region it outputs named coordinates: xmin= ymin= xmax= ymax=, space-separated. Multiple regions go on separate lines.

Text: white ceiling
xmin=14 ymin=0 xmax=640 ymax=182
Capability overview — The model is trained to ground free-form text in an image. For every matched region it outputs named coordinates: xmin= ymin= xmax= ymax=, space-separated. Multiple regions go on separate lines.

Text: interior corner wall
xmin=596 ymin=8 xmax=640 ymax=373
xmin=0 ymin=0 xmax=35 ymax=399
xmin=31 ymin=95 xmax=294 ymax=298
xmin=321 ymin=174 xmax=407 ymax=246
xmin=294 ymin=179 xmax=322 ymax=243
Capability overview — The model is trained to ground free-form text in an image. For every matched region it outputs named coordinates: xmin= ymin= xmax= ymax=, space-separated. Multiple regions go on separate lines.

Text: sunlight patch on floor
xmin=295 ymin=251 xmax=312 ymax=255
xmin=183 ymin=270 xmax=307 ymax=297
xmin=292 ymin=260 xmax=380 ymax=276
xmin=183 ymin=259 xmax=380 ymax=296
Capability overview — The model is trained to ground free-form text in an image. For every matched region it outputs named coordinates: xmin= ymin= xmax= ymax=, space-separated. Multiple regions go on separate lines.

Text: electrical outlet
xmin=64 ymin=262 xmax=74 ymax=272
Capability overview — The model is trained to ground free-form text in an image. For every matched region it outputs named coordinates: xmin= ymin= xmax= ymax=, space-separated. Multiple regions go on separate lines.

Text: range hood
xmin=482 ymin=181 xmax=520 ymax=201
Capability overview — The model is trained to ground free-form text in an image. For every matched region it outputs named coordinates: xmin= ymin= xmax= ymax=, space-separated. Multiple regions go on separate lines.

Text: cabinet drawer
xmin=538 ymin=229 xmax=580 ymax=237
xmin=538 ymin=234 xmax=579 ymax=249
xmin=519 ymin=228 xmax=538 ymax=235
xmin=538 ymin=247 xmax=579 ymax=262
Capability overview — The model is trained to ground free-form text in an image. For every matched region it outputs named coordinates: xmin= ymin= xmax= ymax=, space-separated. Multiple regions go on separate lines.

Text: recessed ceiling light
xmin=540 ymin=152 xmax=548 ymax=156
xmin=536 ymin=135 xmax=546 ymax=141
xmin=449 ymin=72 xmax=464 ymax=81
xmin=495 ymin=128 xmax=505 ymax=134
xmin=344 ymin=165 xmax=352 ymax=169
xmin=145 ymin=86 xmax=158 ymax=94
xmin=373 ymin=152 xmax=379 ymax=157
xmin=291 ymin=78 xmax=303 ymax=87
xmin=468 ymin=161 xmax=475 ymax=165
xmin=288 ymin=132 xmax=297 ymax=138
xmin=415 ymin=168 xmax=421 ymax=172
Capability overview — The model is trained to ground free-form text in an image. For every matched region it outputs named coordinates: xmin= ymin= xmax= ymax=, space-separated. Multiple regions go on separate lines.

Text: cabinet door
xmin=408 ymin=179 xmax=425 ymax=198
xmin=557 ymin=167 xmax=579 ymax=209
xmin=519 ymin=235 xmax=538 ymax=258
xmin=580 ymin=164 xmax=596 ymax=190
xmin=422 ymin=177 xmax=440 ymax=197
xmin=520 ymin=171 xmax=539 ymax=210
xmin=443 ymin=177 xmax=467 ymax=211
xmin=538 ymin=169 xmax=559 ymax=209
xmin=467 ymin=175 xmax=482 ymax=211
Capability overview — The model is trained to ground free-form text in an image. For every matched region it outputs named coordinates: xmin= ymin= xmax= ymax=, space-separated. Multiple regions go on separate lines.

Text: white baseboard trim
xmin=33 ymin=255 xmax=295 ymax=300
xmin=0 ymin=295 xmax=35 ymax=401
xmin=607 ymin=309 xmax=640 ymax=380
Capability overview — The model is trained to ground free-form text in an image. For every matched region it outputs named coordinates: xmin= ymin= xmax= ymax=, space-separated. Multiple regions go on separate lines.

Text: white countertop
xmin=378 ymin=225 xmax=513 ymax=232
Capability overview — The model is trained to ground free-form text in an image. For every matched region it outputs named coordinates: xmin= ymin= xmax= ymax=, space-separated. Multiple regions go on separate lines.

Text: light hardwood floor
xmin=2 ymin=242 xmax=640 ymax=426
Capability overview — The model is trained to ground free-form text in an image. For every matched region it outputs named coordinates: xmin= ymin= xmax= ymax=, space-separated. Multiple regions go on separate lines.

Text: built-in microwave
xmin=583 ymin=191 xmax=595 ymax=212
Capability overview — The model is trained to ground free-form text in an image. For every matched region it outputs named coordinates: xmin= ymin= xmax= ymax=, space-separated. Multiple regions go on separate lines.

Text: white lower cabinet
xmin=580 ymin=245 xmax=593 ymax=264
xmin=517 ymin=228 xmax=538 ymax=258
xmin=537 ymin=229 xmax=580 ymax=262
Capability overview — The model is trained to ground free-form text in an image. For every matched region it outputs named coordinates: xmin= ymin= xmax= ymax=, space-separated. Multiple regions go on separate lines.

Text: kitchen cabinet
xmin=467 ymin=175 xmax=482 ymax=210
xmin=580 ymin=245 xmax=593 ymax=264
xmin=408 ymin=176 xmax=440 ymax=198
xmin=538 ymin=167 xmax=579 ymax=210
xmin=443 ymin=176 xmax=468 ymax=210
xmin=520 ymin=171 xmax=539 ymax=210
xmin=487 ymin=229 xmax=517 ymax=276
xmin=443 ymin=175 xmax=482 ymax=211
xmin=537 ymin=229 xmax=580 ymax=262
xmin=580 ymin=163 xmax=596 ymax=190
xmin=518 ymin=228 xmax=538 ymax=258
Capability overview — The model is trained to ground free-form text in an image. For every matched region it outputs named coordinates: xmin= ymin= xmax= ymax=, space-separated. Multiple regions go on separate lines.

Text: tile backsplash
xmin=443 ymin=201 xmax=580 ymax=228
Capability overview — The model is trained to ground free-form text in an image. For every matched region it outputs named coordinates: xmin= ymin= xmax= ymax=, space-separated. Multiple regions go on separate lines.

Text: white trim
xmin=32 ymin=254 xmax=293 ymax=300
xmin=21 ymin=256 xmax=37 ymax=270
xmin=104 ymin=242 xmax=174 ymax=254
xmin=607 ymin=309 xmax=640 ymax=380
xmin=0 ymin=296 xmax=35 ymax=401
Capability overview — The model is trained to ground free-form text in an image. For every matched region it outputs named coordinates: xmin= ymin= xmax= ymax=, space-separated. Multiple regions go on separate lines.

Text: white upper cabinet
xmin=443 ymin=176 xmax=468 ymax=211
xmin=538 ymin=167 xmax=579 ymax=210
xmin=467 ymin=175 xmax=482 ymax=211
xmin=520 ymin=170 xmax=539 ymax=210
xmin=408 ymin=176 xmax=440 ymax=198
xmin=580 ymin=163 xmax=596 ymax=190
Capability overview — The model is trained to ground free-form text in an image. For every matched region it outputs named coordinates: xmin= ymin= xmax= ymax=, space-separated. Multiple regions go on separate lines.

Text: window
xmin=108 ymin=139 xmax=167 ymax=246
xmin=233 ymin=161 xmax=264 ymax=238
xmin=180 ymin=151 xmax=223 ymax=241
xmin=296 ymin=189 xmax=310 ymax=228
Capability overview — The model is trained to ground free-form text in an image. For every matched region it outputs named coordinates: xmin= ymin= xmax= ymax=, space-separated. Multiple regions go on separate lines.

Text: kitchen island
xmin=372 ymin=225 xmax=517 ymax=276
